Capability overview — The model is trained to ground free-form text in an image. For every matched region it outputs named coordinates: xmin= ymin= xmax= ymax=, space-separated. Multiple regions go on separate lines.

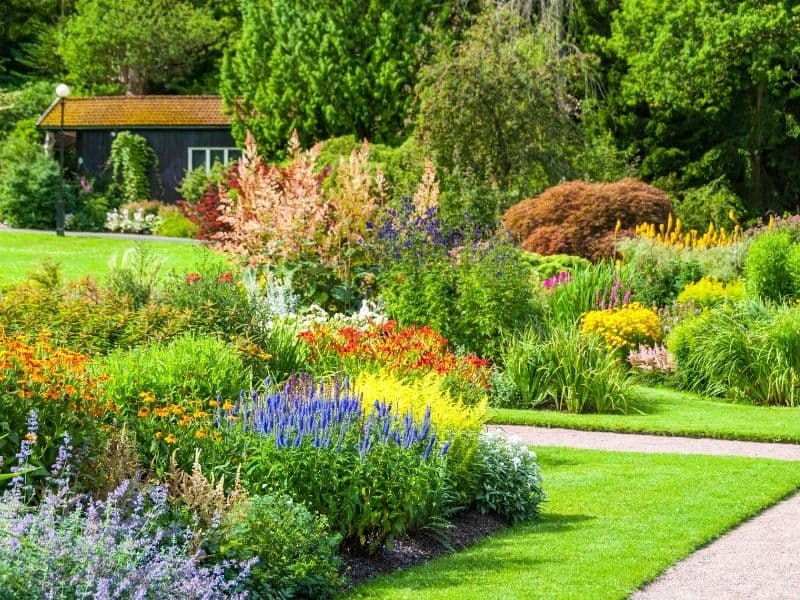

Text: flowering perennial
xmin=222 ymin=376 xmax=447 ymax=459
xmin=298 ymin=320 xmax=491 ymax=386
xmin=627 ymin=344 xmax=677 ymax=374
xmin=542 ymin=270 xmax=571 ymax=291
xmin=636 ymin=213 xmax=742 ymax=250
xmin=581 ymin=302 xmax=662 ymax=351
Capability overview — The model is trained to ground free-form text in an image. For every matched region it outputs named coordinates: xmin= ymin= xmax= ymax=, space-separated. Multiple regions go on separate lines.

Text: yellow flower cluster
xmin=354 ymin=370 xmax=487 ymax=436
xmin=581 ymin=302 xmax=661 ymax=351
xmin=636 ymin=213 xmax=742 ymax=250
xmin=677 ymin=277 xmax=744 ymax=307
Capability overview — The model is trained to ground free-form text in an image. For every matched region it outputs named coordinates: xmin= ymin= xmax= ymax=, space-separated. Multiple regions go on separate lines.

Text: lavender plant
xmin=0 ymin=412 xmax=254 ymax=599
xmin=228 ymin=376 xmax=452 ymax=549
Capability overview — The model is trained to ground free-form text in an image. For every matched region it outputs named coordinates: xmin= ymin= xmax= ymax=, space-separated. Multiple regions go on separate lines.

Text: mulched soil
xmin=341 ymin=510 xmax=506 ymax=587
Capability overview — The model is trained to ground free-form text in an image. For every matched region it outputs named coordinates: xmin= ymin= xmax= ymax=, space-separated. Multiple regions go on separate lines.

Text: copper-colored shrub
xmin=502 ymin=179 xmax=672 ymax=260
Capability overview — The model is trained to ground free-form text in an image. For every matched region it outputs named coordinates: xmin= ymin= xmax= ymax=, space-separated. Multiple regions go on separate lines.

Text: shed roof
xmin=37 ymin=95 xmax=231 ymax=129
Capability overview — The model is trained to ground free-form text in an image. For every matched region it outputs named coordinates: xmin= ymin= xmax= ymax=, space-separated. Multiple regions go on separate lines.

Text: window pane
xmin=226 ymin=149 xmax=241 ymax=163
xmin=191 ymin=149 xmax=206 ymax=172
xmin=209 ymin=149 xmax=225 ymax=166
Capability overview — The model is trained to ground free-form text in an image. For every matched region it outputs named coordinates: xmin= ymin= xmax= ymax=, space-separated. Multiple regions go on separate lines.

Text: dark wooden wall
xmin=75 ymin=128 xmax=236 ymax=202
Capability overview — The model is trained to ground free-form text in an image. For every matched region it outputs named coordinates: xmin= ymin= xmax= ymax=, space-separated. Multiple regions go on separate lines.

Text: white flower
xmin=512 ymin=456 xmax=521 ymax=470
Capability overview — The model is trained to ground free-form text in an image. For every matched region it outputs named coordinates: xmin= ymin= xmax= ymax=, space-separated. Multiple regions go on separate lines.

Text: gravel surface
xmin=487 ymin=425 xmax=800 ymax=461
xmin=631 ymin=490 xmax=800 ymax=600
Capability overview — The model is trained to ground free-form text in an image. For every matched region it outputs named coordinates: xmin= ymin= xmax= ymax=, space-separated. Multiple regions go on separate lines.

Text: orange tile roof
xmin=37 ymin=95 xmax=230 ymax=129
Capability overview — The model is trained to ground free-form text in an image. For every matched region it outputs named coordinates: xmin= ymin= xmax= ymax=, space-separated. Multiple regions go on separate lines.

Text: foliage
xmin=473 ymin=432 xmax=545 ymax=523
xmin=217 ymin=494 xmax=342 ymax=600
xmin=503 ymin=179 xmax=672 ymax=260
xmin=154 ymin=206 xmax=200 ymax=238
xmin=615 ymin=237 xmax=704 ymax=306
xmin=177 ymin=169 xmax=235 ymax=241
xmin=0 ymin=268 xmax=191 ymax=355
xmin=744 ymin=229 xmax=800 ymax=303
xmin=221 ymin=0 xmax=452 ymax=155
xmin=500 ymin=326 xmax=632 ymax=413
xmin=677 ymin=277 xmax=744 ymax=307
xmin=106 ymin=245 xmax=165 ymax=308
xmin=544 ymin=261 xmax=627 ymax=328
xmin=605 ymin=0 xmax=800 ymax=214
xmin=416 ymin=5 xmax=586 ymax=202
xmin=378 ymin=236 xmax=541 ymax=358
xmin=0 ymin=434 xmax=252 ymax=598
xmin=231 ymin=377 xmax=451 ymax=549
xmin=0 ymin=332 xmax=111 ymax=480
xmin=520 ymin=251 xmax=590 ymax=279
xmin=177 ymin=162 xmax=227 ymax=204
xmin=580 ymin=302 xmax=661 ymax=351
xmin=108 ymin=132 xmax=158 ymax=204
xmin=58 ymin=0 xmax=220 ymax=94
xmin=0 ymin=151 xmax=75 ymax=229
xmin=667 ymin=301 xmax=800 ymax=406
xmin=675 ymin=179 xmax=747 ymax=233
xmin=99 ymin=333 xmax=249 ymax=471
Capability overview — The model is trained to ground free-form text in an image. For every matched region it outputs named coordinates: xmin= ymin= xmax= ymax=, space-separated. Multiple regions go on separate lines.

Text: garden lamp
xmin=55 ymin=83 xmax=70 ymax=237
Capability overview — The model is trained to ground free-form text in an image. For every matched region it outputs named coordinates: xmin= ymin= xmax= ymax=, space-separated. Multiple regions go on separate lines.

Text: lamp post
xmin=55 ymin=83 xmax=70 ymax=237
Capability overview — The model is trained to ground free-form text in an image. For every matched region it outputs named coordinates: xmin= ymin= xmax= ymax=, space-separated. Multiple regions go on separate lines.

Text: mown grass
xmin=0 ymin=231 xmax=207 ymax=287
xmin=350 ymin=447 xmax=800 ymax=599
xmin=491 ymin=386 xmax=800 ymax=443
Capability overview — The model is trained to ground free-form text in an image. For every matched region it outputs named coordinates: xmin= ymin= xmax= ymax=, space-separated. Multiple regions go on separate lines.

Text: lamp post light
xmin=55 ymin=83 xmax=70 ymax=237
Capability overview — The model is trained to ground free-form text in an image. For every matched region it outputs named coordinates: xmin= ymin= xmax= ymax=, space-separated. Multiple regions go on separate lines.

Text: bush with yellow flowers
xmin=580 ymin=302 xmax=662 ymax=351
xmin=0 ymin=329 xmax=113 ymax=478
xmin=677 ymin=277 xmax=744 ymax=307
xmin=354 ymin=369 xmax=488 ymax=505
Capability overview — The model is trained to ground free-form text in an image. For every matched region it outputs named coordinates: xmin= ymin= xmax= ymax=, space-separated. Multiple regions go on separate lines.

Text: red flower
xmin=186 ymin=272 xmax=202 ymax=284
xmin=217 ymin=271 xmax=233 ymax=283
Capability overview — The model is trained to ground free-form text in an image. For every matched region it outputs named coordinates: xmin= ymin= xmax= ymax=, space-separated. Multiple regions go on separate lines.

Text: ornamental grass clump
xmin=500 ymin=327 xmax=633 ymax=413
xmin=668 ymin=301 xmax=800 ymax=406
xmin=227 ymin=376 xmax=452 ymax=549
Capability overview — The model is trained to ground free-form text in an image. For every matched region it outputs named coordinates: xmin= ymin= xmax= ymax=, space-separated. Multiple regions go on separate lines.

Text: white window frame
xmin=187 ymin=147 xmax=241 ymax=173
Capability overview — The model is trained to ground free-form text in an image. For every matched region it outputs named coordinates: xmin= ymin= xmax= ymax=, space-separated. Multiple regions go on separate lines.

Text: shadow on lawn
xmin=352 ymin=514 xmax=595 ymax=595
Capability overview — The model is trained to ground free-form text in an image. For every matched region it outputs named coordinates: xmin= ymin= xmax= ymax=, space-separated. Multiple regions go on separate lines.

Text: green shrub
xmin=616 ymin=236 xmax=703 ymax=306
xmin=500 ymin=326 xmax=632 ymax=413
xmin=177 ymin=162 xmax=227 ymax=204
xmin=521 ymin=251 xmax=590 ymax=279
xmin=0 ymin=151 xmax=75 ymax=229
xmin=668 ymin=301 xmax=800 ymax=406
xmin=745 ymin=230 xmax=796 ymax=302
xmin=154 ymin=207 xmax=199 ymax=238
xmin=675 ymin=179 xmax=747 ymax=232
xmin=68 ymin=193 xmax=111 ymax=231
xmin=100 ymin=333 xmax=248 ymax=412
xmin=473 ymin=433 xmax=545 ymax=523
xmin=0 ymin=265 xmax=191 ymax=355
xmin=380 ymin=241 xmax=542 ymax=358
xmin=217 ymin=494 xmax=342 ymax=600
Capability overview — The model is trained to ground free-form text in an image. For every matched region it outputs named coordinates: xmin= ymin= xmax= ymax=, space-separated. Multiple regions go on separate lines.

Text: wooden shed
xmin=36 ymin=95 xmax=238 ymax=202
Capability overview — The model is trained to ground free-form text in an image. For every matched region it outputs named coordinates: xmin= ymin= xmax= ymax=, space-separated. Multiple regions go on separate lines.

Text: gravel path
xmin=487 ymin=424 xmax=800 ymax=461
xmin=631 ymin=490 xmax=800 ymax=600
xmin=489 ymin=424 xmax=800 ymax=599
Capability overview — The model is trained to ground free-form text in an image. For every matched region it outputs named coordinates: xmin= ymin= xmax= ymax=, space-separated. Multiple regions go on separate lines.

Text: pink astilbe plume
xmin=214 ymin=131 xmax=331 ymax=265
xmin=412 ymin=158 xmax=439 ymax=217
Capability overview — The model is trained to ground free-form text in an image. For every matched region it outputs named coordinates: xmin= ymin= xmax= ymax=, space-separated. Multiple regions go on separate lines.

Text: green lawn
xmin=490 ymin=386 xmax=800 ymax=443
xmin=0 ymin=231 xmax=207 ymax=287
xmin=350 ymin=447 xmax=800 ymax=599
